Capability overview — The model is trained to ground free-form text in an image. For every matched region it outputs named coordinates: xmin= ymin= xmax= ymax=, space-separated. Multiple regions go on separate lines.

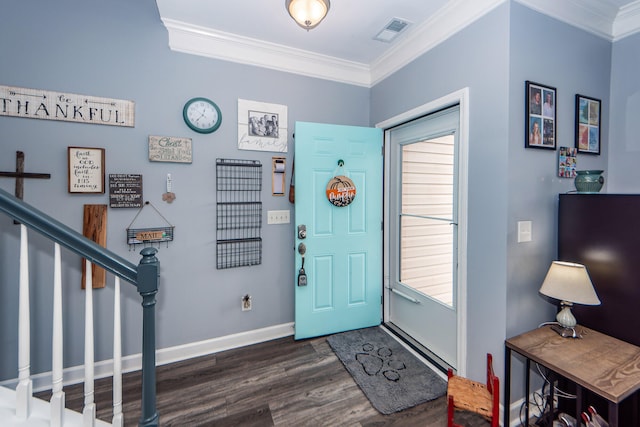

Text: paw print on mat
xmin=355 ymin=342 xmax=406 ymax=382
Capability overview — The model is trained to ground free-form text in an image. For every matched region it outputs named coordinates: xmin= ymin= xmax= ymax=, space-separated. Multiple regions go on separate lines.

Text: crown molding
xmin=369 ymin=0 xmax=506 ymax=86
xmin=161 ymin=18 xmax=372 ymax=87
xmin=613 ymin=1 xmax=640 ymax=40
xmin=517 ymin=0 xmax=640 ymax=41
xmin=161 ymin=1 xmax=640 ymax=89
xmin=515 ymin=0 xmax=614 ymax=40
xmin=160 ymin=0 xmax=508 ymax=89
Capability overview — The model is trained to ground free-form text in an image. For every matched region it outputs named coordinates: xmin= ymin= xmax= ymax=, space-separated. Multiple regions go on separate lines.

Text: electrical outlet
xmin=242 ymin=294 xmax=252 ymax=311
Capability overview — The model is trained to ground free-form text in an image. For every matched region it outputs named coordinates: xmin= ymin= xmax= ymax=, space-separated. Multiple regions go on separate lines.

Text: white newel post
xmin=112 ymin=277 xmax=123 ymax=427
xmin=51 ymin=243 xmax=65 ymax=427
xmin=16 ymin=224 xmax=32 ymax=419
xmin=83 ymin=259 xmax=96 ymax=427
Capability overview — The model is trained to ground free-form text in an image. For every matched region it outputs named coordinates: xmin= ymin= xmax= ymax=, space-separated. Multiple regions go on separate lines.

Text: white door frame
xmin=376 ymin=87 xmax=469 ymax=375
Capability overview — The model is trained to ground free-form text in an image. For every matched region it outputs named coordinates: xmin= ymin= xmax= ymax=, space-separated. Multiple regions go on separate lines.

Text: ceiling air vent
xmin=374 ymin=18 xmax=411 ymax=43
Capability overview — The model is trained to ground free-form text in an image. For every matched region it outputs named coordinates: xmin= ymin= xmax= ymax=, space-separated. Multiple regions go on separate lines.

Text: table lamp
xmin=539 ymin=261 xmax=600 ymax=337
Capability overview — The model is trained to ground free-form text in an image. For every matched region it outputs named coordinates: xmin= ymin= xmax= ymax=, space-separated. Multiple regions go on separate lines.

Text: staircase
xmin=0 ymin=188 xmax=160 ymax=426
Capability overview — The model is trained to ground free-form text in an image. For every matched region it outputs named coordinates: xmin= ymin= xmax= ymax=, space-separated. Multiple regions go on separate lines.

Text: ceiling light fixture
xmin=286 ymin=0 xmax=330 ymax=31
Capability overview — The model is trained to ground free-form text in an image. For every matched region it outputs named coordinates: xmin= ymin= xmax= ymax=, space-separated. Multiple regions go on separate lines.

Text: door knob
xmin=298 ymin=224 xmax=307 ymax=239
xmin=297 ymin=243 xmax=307 ymax=286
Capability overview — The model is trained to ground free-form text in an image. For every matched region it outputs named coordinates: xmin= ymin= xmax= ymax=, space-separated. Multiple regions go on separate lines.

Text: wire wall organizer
xmin=216 ymin=158 xmax=262 ymax=269
xmin=126 ymin=201 xmax=174 ymax=250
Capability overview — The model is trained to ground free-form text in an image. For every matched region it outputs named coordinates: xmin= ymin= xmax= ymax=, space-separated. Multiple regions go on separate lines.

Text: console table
xmin=504 ymin=325 xmax=640 ymax=427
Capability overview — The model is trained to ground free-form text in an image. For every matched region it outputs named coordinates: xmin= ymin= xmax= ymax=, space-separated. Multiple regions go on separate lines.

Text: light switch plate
xmin=518 ymin=221 xmax=532 ymax=243
xmin=267 ymin=210 xmax=290 ymax=224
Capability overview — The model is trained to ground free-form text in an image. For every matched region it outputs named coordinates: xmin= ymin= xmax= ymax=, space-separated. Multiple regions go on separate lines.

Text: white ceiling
xmin=156 ymin=0 xmax=640 ymax=87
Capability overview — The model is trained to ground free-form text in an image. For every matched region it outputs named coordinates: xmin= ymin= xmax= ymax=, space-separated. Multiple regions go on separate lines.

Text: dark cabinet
xmin=558 ymin=193 xmax=640 ymax=347
xmin=558 ymin=193 xmax=640 ymax=424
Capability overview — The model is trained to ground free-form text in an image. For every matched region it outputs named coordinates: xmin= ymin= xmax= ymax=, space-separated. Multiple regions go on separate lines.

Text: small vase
xmin=574 ymin=170 xmax=604 ymax=193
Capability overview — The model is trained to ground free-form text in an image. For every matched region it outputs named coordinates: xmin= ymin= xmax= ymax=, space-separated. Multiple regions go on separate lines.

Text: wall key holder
xmin=126 ymin=201 xmax=174 ymax=249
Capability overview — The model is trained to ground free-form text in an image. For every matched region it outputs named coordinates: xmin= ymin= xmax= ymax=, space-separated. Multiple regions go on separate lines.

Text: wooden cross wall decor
xmin=0 ymin=151 xmax=51 ymax=224
xmin=0 ymin=151 xmax=51 ymax=199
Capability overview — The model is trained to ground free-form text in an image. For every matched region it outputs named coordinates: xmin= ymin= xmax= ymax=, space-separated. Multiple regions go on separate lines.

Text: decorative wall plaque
xmin=109 ymin=174 xmax=143 ymax=208
xmin=326 ymin=176 xmax=356 ymax=207
xmin=68 ymin=147 xmax=105 ymax=194
xmin=0 ymin=84 xmax=134 ymax=127
xmin=148 ymin=135 xmax=192 ymax=163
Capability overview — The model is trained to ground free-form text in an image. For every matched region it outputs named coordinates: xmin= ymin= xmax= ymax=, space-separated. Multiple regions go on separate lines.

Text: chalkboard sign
xmin=109 ymin=174 xmax=143 ymax=208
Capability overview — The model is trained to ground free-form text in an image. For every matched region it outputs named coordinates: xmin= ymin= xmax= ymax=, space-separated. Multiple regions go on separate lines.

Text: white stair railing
xmin=112 ymin=277 xmax=123 ymax=427
xmin=51 ymin=242 xmax=65 ymax=427
xmin=83 ymin=259 xmax=96 ymax=426
xmin=1 ymin=186 xmax=159 ymax=426
xmin=11 ymin=226 xmax=125 ymax=426
xmin=16 ymin=224 xmax=32 ymax=420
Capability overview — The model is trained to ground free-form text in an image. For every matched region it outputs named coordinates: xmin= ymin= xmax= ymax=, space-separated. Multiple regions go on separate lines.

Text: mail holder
xmin=216 ymin=158 xmax=263 ymax=269
xmin=126 ymin=201 xmax=174 ymax=250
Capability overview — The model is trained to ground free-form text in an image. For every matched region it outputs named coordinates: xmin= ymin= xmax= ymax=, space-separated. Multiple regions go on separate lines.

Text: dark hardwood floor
xmin=37 ymin=335 xmax=490 ymax=426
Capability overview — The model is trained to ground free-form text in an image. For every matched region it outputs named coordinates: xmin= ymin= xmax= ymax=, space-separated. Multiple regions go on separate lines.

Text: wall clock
xmin=182 ymin=97 xmax=222 ymax=134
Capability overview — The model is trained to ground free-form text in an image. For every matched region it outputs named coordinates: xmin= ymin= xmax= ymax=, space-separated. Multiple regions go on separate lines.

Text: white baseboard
xmin=0 ymin=322 xmax=294 ymax=392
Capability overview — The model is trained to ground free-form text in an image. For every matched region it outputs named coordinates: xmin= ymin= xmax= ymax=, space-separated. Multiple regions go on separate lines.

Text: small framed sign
xmin=68 ymin=147 xmax=105 ymax=193
xmin=109 ymin=174 xmax=143 ymax=208
xmin=148 ymin=135 xmax=192 ymax=163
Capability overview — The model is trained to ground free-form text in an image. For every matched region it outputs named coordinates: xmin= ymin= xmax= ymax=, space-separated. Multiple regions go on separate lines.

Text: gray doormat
xmin=327 ymin=326 xmax=447 ymax=415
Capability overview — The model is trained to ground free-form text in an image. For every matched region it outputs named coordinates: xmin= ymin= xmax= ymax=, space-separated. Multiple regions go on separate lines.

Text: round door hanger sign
xmin=326 ymin=175 xmax=356 ymax=207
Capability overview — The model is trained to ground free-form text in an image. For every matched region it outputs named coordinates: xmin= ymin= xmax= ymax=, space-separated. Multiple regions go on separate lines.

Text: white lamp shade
xmin=539 ymin=261 xmax=601 ymax=305
xmin=286 ymin=0 xmax=330 ymax=30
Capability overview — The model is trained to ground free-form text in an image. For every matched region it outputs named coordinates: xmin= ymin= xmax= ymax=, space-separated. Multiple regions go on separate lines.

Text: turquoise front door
xmin=294 ymin=121 xmax=383 ymax=339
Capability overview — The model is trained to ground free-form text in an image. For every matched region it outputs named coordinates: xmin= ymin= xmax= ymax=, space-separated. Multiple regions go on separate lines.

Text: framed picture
xmin=558 ymin=147 xmax=577 ymax=178
xmin=525 ymin=81 xmax=556 ymax=149
xmin=68 ymin=147 xmax=105 ymax=193
xmin=575 ymin=94 xmax=601 ymax=155
xmin=237 ymin=99 xmax=288 ymax=153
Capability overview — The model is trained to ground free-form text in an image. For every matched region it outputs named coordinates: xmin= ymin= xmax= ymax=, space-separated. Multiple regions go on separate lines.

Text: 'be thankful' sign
xmin=0 ymin=84 xmax=134 ymax=127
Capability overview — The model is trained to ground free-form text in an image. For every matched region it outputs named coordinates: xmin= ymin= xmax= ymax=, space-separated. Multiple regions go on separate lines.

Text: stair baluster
xmin=113 ymin=277 xmax=123 ymax=427
xmin=16 ymin=223 xmax=32 ymax=420
xmin=51 ymin=242 xmax=65 ymax=427
xmin=83 ymin=259 xmax=97 ymax=426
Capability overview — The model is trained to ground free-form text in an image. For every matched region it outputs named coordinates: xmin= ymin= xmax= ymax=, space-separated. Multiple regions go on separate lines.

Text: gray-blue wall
xmin=371 ymin=3 xmax=511 ymax=382
xmin=0 ymin=0 xmax=369 ymax=380
xmin=506 ymin=1 xmax=611 ymax=403
xmin=609 ymin=31 xmax=640 ymax=192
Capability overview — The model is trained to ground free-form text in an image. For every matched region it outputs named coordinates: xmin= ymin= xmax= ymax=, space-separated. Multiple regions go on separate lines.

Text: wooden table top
xmin=506 ymin=325 xmax=640 ymax=403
